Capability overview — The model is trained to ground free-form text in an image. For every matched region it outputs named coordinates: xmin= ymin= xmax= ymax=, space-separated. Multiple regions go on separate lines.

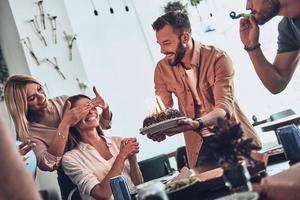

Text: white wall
xmin=63 ymin=0 xmax=300 ymax=157
xmin=64 ymin=0 xmax=186 ymax=161
xmin=0 ymin=1 xmax=92 ymax=198
xmin=0 ymin=0 xmax=29 ymax=76
xmin=3 ymin=0 xmax=89 ymax=98
xmin=0 ymin=0 xmax=93 ymax=134
xmin=0 ymin=0 xmax=30 ymax=131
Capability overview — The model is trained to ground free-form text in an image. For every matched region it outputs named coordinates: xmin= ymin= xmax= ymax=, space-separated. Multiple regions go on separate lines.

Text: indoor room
xmin=1 ymin=0 xmax=300 ymax=200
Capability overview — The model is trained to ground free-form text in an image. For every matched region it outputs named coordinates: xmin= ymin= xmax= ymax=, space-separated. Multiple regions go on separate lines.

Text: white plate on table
xmin=140 ymin=117 xmax=186 ymax=136
xmin=216 ymin=191 xmax=259 ymax=200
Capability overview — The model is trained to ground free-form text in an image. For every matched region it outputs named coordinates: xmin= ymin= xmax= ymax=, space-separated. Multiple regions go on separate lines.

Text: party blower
xmin=229 ymin=11 xmax=253 ymax=19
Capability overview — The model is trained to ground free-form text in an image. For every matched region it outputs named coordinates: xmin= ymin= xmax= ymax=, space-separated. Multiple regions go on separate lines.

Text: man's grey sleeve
xmin=277 ymin=17 xmax=300 ymax=54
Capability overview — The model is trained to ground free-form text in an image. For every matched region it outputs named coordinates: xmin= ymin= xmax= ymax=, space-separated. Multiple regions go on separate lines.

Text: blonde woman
xmin=4 ymin=74 xmax=112 ymax=200
xmin=62 ymin=94 xmax=143 ymax=200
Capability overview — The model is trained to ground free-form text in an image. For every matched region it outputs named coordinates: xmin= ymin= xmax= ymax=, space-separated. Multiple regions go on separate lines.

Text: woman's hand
xmin=18 ymin=140 xmax=36 ymax=161
xmin=147 ymin=118 xmax=198 ymax=141
xmin=91 ymin=86 xmax=108 ymax=109
xmin=61 ymin=101 xmax=91 ymax=127
xmin=119 ymin=138 xmax=139 ymax=160
xmin=239 ymin=16 xmax=260 ymax=48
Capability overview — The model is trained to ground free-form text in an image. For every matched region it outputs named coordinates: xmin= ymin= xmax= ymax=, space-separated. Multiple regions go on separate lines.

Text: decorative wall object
xmin=122 ymin=0 xmax=129 ymax=12
xmin=20 ymin=37 xmax=40 ymax=65
xmin=29 ymin=18 xmax=47 ymax=46
xmin=63 ymin=31 xmax=77 ymax=61
xmin=47 ymin=13 xmax=58 ymax=44
xmin=0 ymin=48 xmax=9 ymax=101
xmin=90 ymin=0 xmax=129 ymax=14
xmin=190 ymin=0 xmax=215 ymax=32
xmin=22 ymin=1 xmax=85 ymax=89
xmin=41 ymin=57 xmax=66 ymax=79
xmin=189 ymin=0 xmax=202 ymax=6
xmin=90 ymin=0 xmax=99 ymax=16
xmin=36 ymin=0 xmax=46 ymax=30
xmin=107 ymin=0 xmax=114 ymax=14
xmin=43 ymin=83 xmax=50 ymax=95
xmin=76 ymin=77 xmax=88 ymax=93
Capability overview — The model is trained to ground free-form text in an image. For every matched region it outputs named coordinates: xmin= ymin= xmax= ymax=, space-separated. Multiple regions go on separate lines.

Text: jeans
xmin=196 ymin=137 xmax=219 ymax=171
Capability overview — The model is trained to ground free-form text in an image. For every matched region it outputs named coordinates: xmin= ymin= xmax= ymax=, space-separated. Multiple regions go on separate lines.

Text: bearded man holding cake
xmin=147 ymin=11 xmax=262 ymax=169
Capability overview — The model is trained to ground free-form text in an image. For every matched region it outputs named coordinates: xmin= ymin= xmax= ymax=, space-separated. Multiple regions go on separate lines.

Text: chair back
xmin=252 ymin=109 xmax=296 ymax=127
xmin=138 ymin=154 xmax=172 ymax=182
xmin=277 ymin=124 xmax=300 ymax=164
xmin=263 ymin=109 xmax=297 ymax=145
xmin=270 ymin=109 xmax=295 ymax=121
xmin=67 ymin=188 xmax=82 ymax=200
xmin=175 ymin=146 xmax=189 ymax=170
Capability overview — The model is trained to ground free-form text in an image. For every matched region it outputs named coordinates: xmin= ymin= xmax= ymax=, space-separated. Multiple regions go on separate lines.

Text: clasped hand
xmin=119 ymin=138 xmax=139 ymax=162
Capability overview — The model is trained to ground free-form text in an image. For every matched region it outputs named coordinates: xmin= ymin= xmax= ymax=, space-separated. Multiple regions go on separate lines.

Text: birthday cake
xmin=143 ymin=108 xmax=183 ymax=128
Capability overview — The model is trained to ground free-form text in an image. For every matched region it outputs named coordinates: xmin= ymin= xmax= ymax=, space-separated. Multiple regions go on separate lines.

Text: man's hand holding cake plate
xmin=163 ymin=118 xmax=202 ymax=136
xmin=147 ymin=117 xmax=203 ymax=142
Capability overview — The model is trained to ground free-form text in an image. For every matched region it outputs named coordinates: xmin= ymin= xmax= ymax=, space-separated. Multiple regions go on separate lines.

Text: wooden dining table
xmin=131 ymin=157 xmax=291 ymax=200
xmin=169 ymin=160 xmax=291 ymax=200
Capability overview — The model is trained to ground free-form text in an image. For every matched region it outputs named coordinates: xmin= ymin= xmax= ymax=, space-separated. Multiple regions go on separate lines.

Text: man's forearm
xmin=248 ymin=48 xmax=286 ymax=93
xmin=201 ymin=108 xmax=226 ymax=127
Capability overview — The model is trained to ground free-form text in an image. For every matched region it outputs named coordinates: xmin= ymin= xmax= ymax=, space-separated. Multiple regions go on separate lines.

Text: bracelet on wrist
xmin=244 ymin=43 xmax=261 ymax=52
xmin=57 ymin=132 xmax=66 ymax=140
xmin=193 ymin=118 xmax=204 ymax=132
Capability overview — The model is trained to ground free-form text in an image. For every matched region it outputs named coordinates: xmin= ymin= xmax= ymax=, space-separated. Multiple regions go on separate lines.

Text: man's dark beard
xmin=257 ymin=0 xmax=280 ymax=25
xmin=168 ymin=41 xmax=186 ymax=66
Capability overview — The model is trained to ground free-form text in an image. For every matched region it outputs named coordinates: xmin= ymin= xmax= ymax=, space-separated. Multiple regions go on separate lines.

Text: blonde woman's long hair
xmin=4 ymin=75 xmax=41 ymax=141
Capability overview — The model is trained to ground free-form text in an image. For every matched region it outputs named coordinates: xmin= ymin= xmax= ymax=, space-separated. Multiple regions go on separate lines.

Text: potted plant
xmin=163 ymin=1 xmax=188 ymax=14
xmin=207 ymin=118 xmax=260 ymax=192
xmin=0 ymin=48 xmax=9 ymax=101
xmin=189 ymin=0 xmax=202 ymax=6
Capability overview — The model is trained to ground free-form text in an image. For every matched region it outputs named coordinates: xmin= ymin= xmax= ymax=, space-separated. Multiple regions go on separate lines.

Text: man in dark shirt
xmin=240 ymin=0 xmax=300 ymax=94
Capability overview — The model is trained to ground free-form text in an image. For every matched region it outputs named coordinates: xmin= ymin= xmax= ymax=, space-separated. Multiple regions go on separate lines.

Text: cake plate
xmin=140 ymin=116 xmax=186 ymax=136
